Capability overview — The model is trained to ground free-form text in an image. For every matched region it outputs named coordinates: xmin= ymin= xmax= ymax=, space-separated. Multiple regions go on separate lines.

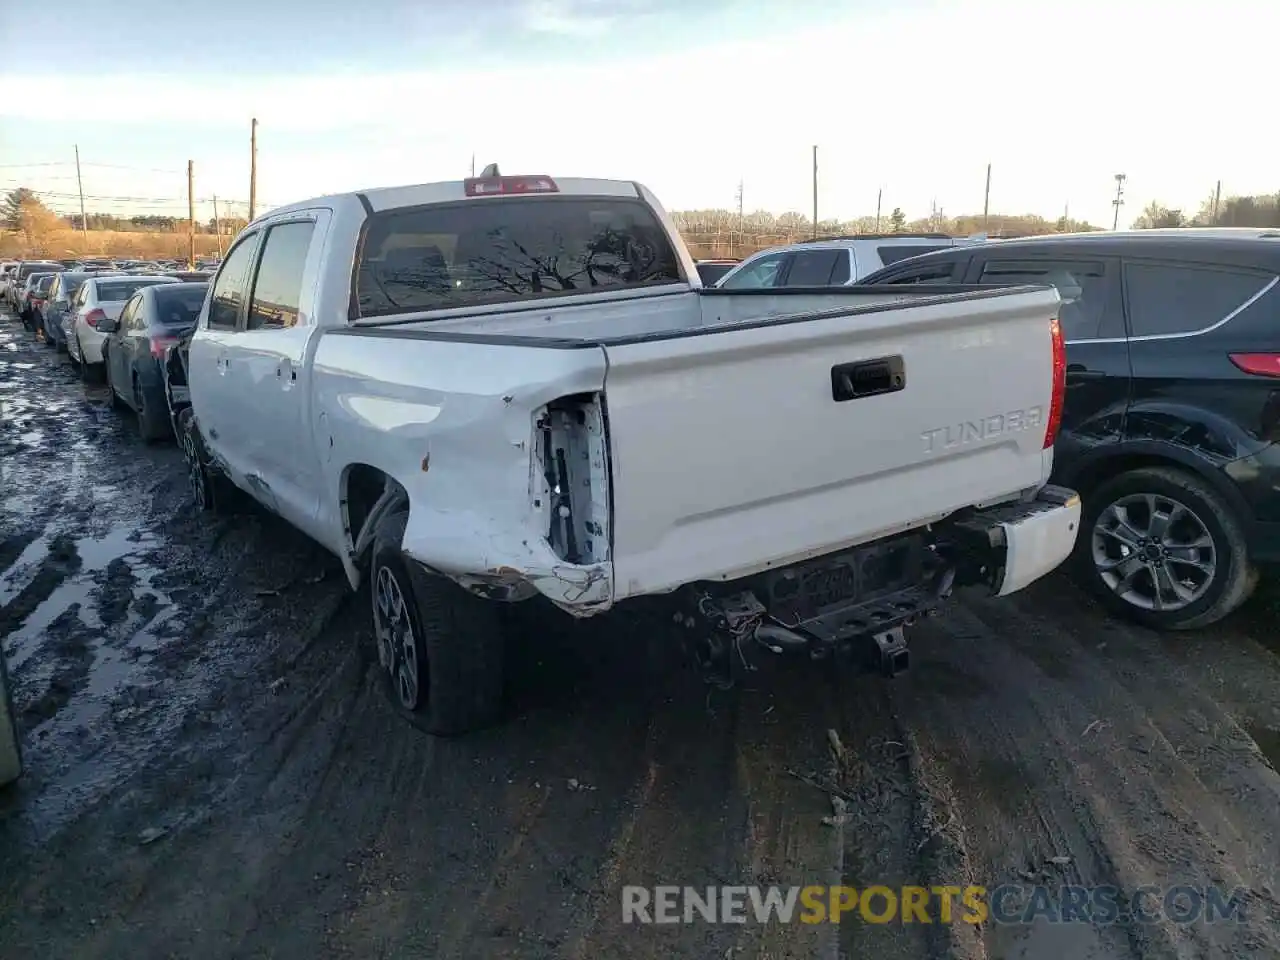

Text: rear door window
xmin=247 ymin=221 xmax=315 ymax=329
xmin=783 ymin=249 xmax=843 ymax=286
xmin=977 ymin=259 xmax=1114 ymax=340
xmin=1123 ymin=261 xmax=1274 ymax=337
xmin=354 ymin=197 xmax=683 ymax=319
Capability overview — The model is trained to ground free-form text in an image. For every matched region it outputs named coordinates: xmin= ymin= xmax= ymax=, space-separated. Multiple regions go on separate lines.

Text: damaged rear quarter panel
xmin=310 ymin=332 xmax=613 ymax=606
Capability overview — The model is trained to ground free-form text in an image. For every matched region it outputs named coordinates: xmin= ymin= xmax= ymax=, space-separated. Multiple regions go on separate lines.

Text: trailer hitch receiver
xmin=871 ymin=626 xmax=909 ymax=677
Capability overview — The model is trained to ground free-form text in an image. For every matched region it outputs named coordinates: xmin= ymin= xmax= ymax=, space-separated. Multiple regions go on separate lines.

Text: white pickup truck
xmin=165 ymin=166 xmax=1080 ymax=734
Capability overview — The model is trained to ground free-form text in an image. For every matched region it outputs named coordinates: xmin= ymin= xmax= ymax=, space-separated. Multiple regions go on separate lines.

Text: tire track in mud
xmin=891 ymin=583 xmax=1280 ymax=960
xmin=0 ymin=534 xmax=82 ymax=642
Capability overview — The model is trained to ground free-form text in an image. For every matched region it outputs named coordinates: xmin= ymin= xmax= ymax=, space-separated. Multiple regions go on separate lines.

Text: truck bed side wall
xmin=310 ymin=331 xmax=609 ymax=590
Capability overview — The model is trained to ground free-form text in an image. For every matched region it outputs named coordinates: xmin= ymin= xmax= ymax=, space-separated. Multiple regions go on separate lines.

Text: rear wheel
xmin=134 ymin=376 xmax=170 ymax=442
xmin=369 ymin=510 xmax=505 ymax=735
xmin=105 ymin=358 xmax=127 ymax=410
xmin=179 ymin=409 xmax=231 ymax=512
xmin=1076 ymin=466 xmax=1256 ymax=630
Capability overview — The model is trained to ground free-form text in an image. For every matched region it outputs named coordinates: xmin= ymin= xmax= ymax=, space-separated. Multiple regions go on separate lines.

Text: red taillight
xmin=1229 ymin=353 xmax=1280 ymax=378
xmin=463 ymin=175 xmax=559 ymax=197
xmin=150 ymin=336 xmax=178 ymax=359
xmin=1044 ymin=316 xmax=1066 ymax=449
xmin=84 ymin=308 xmax=106 ymax=328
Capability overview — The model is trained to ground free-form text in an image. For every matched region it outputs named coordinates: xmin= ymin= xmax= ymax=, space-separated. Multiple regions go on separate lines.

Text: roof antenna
xmin=479 ymin=163 xmax=501 ymax=178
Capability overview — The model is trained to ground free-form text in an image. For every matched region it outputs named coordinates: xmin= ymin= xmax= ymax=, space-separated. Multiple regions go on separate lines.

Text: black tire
xmin=134 ymin=377 xmax=170 ymax=442
xmin=105 ymin=361 xmax=127 ymax=410
xmin=178 ymin=408 xmax=232 ymax=512
xmin=1075 ymin=466 xmax=1256 ymax=630
xmin=369 ymin=510 xmax=505 ymax=735
xmin=0 ymin=643 xmax=22 ymax=788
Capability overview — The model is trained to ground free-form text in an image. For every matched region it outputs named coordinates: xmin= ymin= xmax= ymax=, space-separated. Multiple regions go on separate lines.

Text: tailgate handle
xmin=831 ymin=356 xmax=905 ymax=402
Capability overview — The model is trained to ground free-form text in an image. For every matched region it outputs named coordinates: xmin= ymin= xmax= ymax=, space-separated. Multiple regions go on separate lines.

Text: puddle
xmin=4 ymin=524 xmax=180 ymax=687
xmin=1244 ymin=723 xmax=1280 ymax=772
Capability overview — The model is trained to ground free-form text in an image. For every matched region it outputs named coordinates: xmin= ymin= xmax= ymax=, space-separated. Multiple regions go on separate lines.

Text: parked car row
xmin=2 ymin=257 xmax=209 ymax=442
xmin=711 ymin=226 xmax=1280 ymax=630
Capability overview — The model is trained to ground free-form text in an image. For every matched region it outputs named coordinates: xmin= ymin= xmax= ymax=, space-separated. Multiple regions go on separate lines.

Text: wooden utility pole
xmin=249 ymin=118 xmax=258 ymax=221
xmin=811 ymin=145 xmax=818 ymax=238
xmin=875 ymin=188 xmax=882 ymax=232
xmin=212 ymin=194 xmax=223 ymax=256
xmin=1212 ymin=180 xmax=1222 ymax=223
xmin=74 ymin=145 xmax=88 ymax=245
xmin=1112 ymin=173 xmax=1126 ymax=230
xmin=187 ymin=160 xmax=196 ymax=269
xmin=982 ymin=163 xmax=992 ymax=232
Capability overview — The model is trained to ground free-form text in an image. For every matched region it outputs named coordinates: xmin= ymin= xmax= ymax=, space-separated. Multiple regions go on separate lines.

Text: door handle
xmin=276 ymin=359 xmax=297 ymax=383
xmin=1066 ymin=368 xmax=1106 ymax=382
xmin=216 ymin=351 xmax=230 ymax=374
xmin=831 ymin=356 xmax=906 ymax=402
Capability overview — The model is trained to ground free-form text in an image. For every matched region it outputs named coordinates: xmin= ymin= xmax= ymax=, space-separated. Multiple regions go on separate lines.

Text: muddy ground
xmin=2 ymin=312 xmax=1280 ymax=960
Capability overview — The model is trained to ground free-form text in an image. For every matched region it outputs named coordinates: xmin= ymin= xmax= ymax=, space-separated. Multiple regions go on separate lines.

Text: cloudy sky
xmin=0 ymin=0 xmax=1275 ymax=227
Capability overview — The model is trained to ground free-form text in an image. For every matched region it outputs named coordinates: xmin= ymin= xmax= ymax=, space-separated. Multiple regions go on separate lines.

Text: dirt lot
xmin=2 ymin=313 xmax=1280 ymax=960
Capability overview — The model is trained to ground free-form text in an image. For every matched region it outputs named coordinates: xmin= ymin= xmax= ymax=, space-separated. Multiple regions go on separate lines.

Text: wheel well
xmin=1070 ymin=453 xmax=1198 ymax=498
xmin=1067 ymin=451 xmax=1253 ymax=525
xmin=342 ymin=464 xmax=407 ymax=565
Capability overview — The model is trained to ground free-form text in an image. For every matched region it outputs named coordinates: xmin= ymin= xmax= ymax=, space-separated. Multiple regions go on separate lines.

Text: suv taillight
xmin=1229 ymin=353 xmax=1280 ymax=377
xmin=1044 ymin=316 xmax=1066 ymax=449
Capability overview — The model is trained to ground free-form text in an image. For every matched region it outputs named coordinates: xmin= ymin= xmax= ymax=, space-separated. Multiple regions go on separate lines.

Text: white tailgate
xmin=602 ymin=288 xmax=1061 ymax=599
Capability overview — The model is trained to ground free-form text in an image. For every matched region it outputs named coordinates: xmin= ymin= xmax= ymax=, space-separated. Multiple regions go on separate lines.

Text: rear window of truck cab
xmin=353 ymin=197 xmax=683 ymax=319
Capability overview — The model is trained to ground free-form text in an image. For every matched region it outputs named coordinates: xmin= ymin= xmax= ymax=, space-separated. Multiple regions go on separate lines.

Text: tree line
xmin=0 ymin=188 xmax=248 ymax=244
xmin=1131 ymin=192 xmax=1280 ymax=229
xmin=6 ymin=183 xmax=1280 ymax=257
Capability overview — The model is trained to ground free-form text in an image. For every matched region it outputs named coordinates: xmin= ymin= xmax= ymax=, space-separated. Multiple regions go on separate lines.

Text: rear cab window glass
xmin=979 ymin=259 xmax=1111 ymax=340
xmin=248 ymin=221 xmax=315 ymax=329
xmin=783 ymin=249 xmax=842 ymax=286
xmin=355 ymin=197 xmax=682 ymax=319
xmin=1123 ymin=261 xmax=1274 ymax=337
xmin=877 ymin=244 xmax=950 ymax=267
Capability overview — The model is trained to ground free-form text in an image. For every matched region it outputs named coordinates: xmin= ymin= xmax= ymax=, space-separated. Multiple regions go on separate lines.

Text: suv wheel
xmin=1077 ymin=466 xmax=1257 ymax=630
xmin=369 ymin=509 xmax=504 ymax=735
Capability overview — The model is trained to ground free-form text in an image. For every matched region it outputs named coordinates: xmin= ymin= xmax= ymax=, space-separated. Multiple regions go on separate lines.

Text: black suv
xmin=858 ymin=230 xmax=1280 ymax=630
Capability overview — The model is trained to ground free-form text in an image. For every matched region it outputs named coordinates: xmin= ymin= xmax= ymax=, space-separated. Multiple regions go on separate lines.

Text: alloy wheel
xmin=1090 ymin=492 xmax=1217 ymax=612
xmin=182 ymin=424 xmax=208 ymax=510
xmin=373 ymin=565 xmax=421 ymax=710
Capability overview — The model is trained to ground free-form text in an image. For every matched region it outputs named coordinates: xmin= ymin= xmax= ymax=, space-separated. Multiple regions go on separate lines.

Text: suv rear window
xmin=877 ymin=244 xmax=950 ymax=267
xmin=354 ymin=197 xmax=683 ymax=319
